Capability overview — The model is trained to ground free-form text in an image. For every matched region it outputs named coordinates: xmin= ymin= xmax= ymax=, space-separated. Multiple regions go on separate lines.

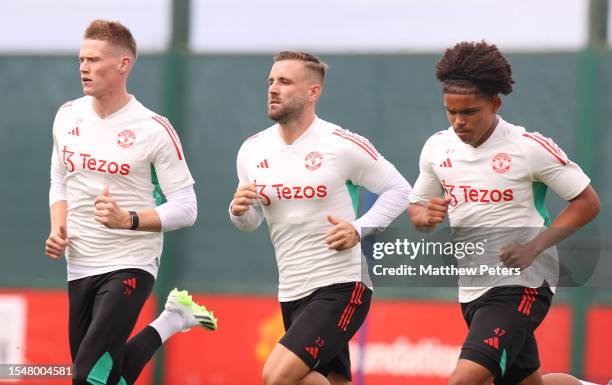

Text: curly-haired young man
xmin=408 ymin=41 xmax=600 ymax=385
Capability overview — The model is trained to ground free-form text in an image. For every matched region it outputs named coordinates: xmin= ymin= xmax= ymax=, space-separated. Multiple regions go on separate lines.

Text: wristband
xmin=129 ymin=210 xmax=139 ymax=230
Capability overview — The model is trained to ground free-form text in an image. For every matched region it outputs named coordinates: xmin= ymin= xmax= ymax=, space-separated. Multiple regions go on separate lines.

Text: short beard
xmin=268 ymin=110 xmax=290 ymax=123
xmin=268 ymin=104 xmax=301 ymax=124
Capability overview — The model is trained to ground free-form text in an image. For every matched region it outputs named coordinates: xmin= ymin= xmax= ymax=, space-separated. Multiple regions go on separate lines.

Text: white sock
xmin=579 ymin=381 xmax=600 ymax=385
xmin=149 ymin=310 xmax=184 ymax=343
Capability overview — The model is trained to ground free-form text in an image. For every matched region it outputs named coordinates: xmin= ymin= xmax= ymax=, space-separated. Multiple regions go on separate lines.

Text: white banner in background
xmin=0 ymin=296 xmax=26 ymax=365
xmin=0 ymin=0 xmax=592 ymax=53
xmin=0 ymin=0 xmax=170 ymax=53
xmin=191 ymin=0 xmax=589 ymax=52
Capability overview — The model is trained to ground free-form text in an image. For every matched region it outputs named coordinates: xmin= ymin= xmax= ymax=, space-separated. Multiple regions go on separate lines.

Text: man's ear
xmin=491 ymin=94 xmax=502 ymax=114
xmin=119 ymin=56 xmax=132 ymax=74
xmin=309 ymin=83 xmax=322 ymax=102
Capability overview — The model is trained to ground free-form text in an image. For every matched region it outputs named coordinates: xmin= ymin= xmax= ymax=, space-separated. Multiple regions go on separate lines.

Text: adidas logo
xmin=68 ymin=127 xmax=80 ymax=136
xmin=439 ymin=158 xmax=452 ymax=168
xmin=483 ymin=336 xmax=499 ymax=349
xmin=256 ymin=159 xmax=269 ymax=169
xmin=483 ymin=328 xmax=506 ymax=349
xmin=122 ymin=277 xmax=137 ymax=296
xmin=305 ymin=346 xmax=319 ymax=360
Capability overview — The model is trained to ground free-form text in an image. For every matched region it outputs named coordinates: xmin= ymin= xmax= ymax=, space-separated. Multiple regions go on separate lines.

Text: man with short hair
xmin=408 ymin=41 xmax=600 ymax=385
xmin=45 ymin=19 xmax=216 ymax=385
xmin=230 ymin=51 xmax=412 ymax=385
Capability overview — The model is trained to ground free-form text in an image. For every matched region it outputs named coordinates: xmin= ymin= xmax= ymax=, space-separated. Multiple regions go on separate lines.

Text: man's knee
xmin=448 ymin=372 xmax=474 ymax=385
xmin=328 ymin=371 xmax=351 ymax=385
xmin=262 ymin=355 xmax=294 ymax=385
xmin=448 ymin=359 xmax=493 ymax=385
xmin=448 ymin=358 xmax=493 ymax=385
xmin=262 ymin=343 xmax=313 ymax=385
xmin=262 ymin=365 xmax=292 ymax=385
xmin=448 ymin=372 xmax=492 ymax=385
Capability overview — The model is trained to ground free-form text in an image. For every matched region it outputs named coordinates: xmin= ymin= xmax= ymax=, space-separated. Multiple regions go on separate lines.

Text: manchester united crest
xmin=492 ymin=153 xmax=511 ymax=174
xmin=117 ymin=130 xmax=136 ymax=148
xmin=305 ymin=151 xmax=323 ymax=170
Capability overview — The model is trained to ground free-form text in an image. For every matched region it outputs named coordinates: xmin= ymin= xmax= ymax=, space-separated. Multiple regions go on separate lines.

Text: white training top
xmin=50 ymin=96 xmax=194 ymax=275
xmin=410 ymin=116 xmax=590 ymax=302
xmin=232 ymin=117 xmax=411 ymax=302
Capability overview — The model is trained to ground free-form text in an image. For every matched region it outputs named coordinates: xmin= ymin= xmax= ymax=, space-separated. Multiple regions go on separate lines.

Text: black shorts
xmin=68 ymin=268 xmax=154 ymax=385
xmin=459 ymin=284 xmax=553 ymax=385
xmin=279 ymin=282 xmax=372 ymax=380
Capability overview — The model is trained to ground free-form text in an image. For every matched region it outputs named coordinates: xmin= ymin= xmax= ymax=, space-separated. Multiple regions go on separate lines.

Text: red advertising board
xmin=163 ymin=295 xmax=281 ymax=385
xmin=350 ymin=300 xmax=570 ymax=385
xmin=585 ymin=306 xmax=612 ymax=384
xmin=164 ymin=294 xmax=572 ymax=385
xmin=0 ymin=290 xmax=155 ymax=385
xmin=0 ymin=291 xmax=585 ymax=385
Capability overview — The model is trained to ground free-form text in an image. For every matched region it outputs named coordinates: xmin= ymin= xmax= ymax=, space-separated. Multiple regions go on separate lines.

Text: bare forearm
xmin=408 ymin=203 xmax=427 ymax=226
xmin=407 ymin=203 xmax=437 ymax=233
xmin=46 ymin=200 xmax=69 ymax=259
xmin=529 ymin=186 xmax=599 ymax=253
xmin=126 ymin=209 xmax=162 ymax=232
xmin=94 ymin=185 xmax=197 ymax=232
xmin=50 ymin=200 xmax=67 ymax=231
xmin=229 ymin=205 xmax=264 ymax=232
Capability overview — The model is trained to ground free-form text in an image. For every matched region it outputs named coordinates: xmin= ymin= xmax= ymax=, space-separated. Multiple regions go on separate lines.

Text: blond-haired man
xmin=230 ymin=51 xmax=412 ymax=385
xmin=46 ymin=20 xmax=216 ymax=385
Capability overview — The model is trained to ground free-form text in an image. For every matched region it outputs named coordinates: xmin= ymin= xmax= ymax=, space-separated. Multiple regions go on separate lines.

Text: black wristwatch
xmin=129 ymin=210 xmax=139 ymax=230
